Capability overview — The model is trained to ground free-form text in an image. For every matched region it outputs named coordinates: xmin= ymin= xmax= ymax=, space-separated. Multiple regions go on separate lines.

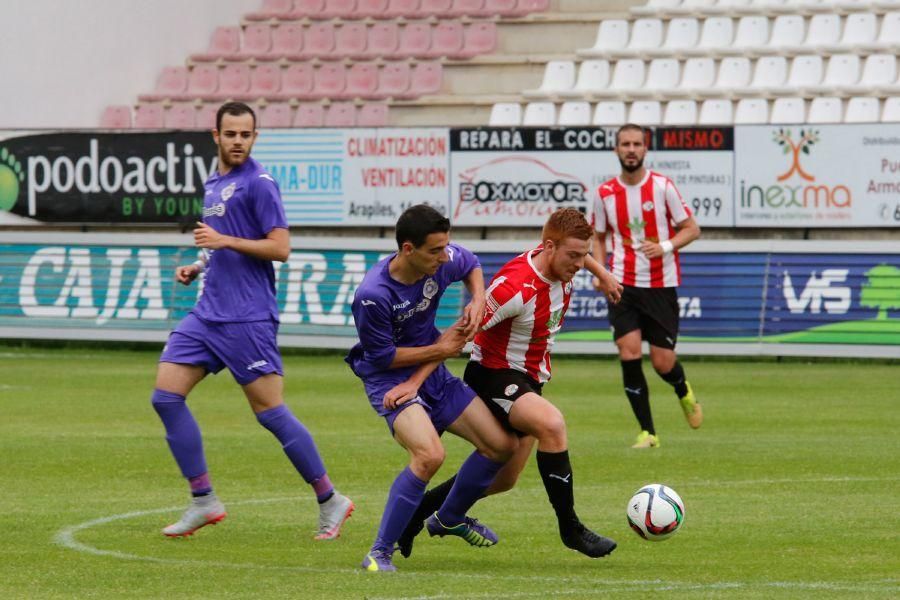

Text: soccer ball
xmin=626 ymin=483 xmax=685 ymax=541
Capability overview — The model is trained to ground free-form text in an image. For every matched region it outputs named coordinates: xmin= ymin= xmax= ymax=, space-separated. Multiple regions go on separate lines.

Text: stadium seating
xmin=99 ymin=105 xmax=133 ymax=128
xmin=807 ymin=97 xmax=843 ymax=122
xmin=294 ymin=102 xmax=326 ymax=127
xmin=139 ymin=67 xmax=188 ymax=102
xmin=191 ymin=27 xmax=241 ymax=62
xmin=882 ymin=97 xmax=900 ymax=121
xmin=522 ymin=102 xmax=556 ymax=125
xmin=324 ymin=102 xmax=358 ymax=126
xmin=663 ymin=99 xmax=698 ymax=124
xmin=593 ymin=101 xmax=627 ymax=125
xmin=629 ymin=100 xmax=662 ymax=124
xmin=164 ymin=103 xmax=197 ymax=129
xmin=844 ymin=96 xmax=880 ymax=122
xmin=770 ymin=97 xmax=806 ymax=122
xmin=259 ymin=102 xmax=294 ymax=128
xmin=557 ymin=101 xmax=592 ymax=125
xmin=357 ymin=103 xmax=390 ymax=126
xmin=134 ymin=104 xmax=165 ymax=128
xmin=698 ymin=98 xmax=734 ymax=123
xmin=734 ymin=97 xmax=769 ymax=122
xmin=489 ymin=102 xmax=523 ymax=125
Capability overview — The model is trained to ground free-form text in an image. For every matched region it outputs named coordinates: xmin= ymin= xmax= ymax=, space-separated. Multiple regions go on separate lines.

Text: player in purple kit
xmin=150 ymin=102 xmax=353 ymax=540
xmin=347 ymin=204 xmax=517 ymax=572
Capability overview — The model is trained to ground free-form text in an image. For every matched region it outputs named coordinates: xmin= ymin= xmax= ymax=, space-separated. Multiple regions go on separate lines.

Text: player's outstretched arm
xmin=193 ymin=223 xmax=290 ymax=262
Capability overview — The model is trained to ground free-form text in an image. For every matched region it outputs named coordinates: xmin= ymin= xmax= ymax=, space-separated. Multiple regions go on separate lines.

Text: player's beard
xmin=219 ymin=145 xmax=251 ymax=168
xmin=618 ymin=155 xmax=644 ymax=173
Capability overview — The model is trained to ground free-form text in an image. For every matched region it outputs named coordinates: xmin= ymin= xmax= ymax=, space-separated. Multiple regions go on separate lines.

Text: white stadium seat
xmin=489 ymin=102 xmax=522 ymax=125
xmin=650 ymin=18 xmax=700 ymax=57
xmin=847 ymin=54 xmax=897 ymax=95
xmin=807 ymin=97 xmax=843 ymax=123
xmin=632 ymin=0 xmax=682 ymax=17
xmin=663 ymin=100 xmax=698 ymax=124
xmin=605 ymin=59 xmax=646 ymax=96
xmin=593 ymin=101 xmax=627 ymax=125
xmin=738 ymin=56 xmax=788 ymax=95
xmin=561 ymin=60 xmax=610 ymax=98
xmin=776 ymin=55 xmax=824 ymax=95
xmin=523 ymin=60 xmax=575 ymax=98
xmin=705 ymin=56 xmax=752 ymax=96
xmin=735 ymin=98 xmax=769 ymax=122
xmin=809 ymin=54 xmax=860 ymax=95
xmin=699 ymin=99 xmax=734 ymax=123
xmin=798 ymin=14 xmax=841 ymax=54
xmin=843 ymin=97 xmax=880 ymax=122
xmin=635 ymin=59 xmax=681 ymax=97
xmin=675 ymin=58 xmax=717 ymax=96
xmin=725 ymin=16 xmax=769 ymax=55
xmin=770 ymin=97 xmax=806 ymax=123
xmin=629 ymin=100 xmax=662 ymax=124
xmin=557 ymin=101 xmax=592 ymax=125
xmin=578 ymin=20 xmax=629 ymax=58
xmin=881 ymin=97 xmax=900 ymax=122
xmin=763 ymin=15 xmax=806 ymax=53
xmin=609 ymin=18 xmax=663 ymax=59
xmin=685 ymin=16 xmax=734 ymax=56
xmin=671 ymin=0 xmax=719 ymax=15
xmin=834 ymin=13 xmax=877 ymax=53
xmin=863 ymin=12 xmax=900 ymax=52
xmin=522 ymin=101 xmax=556 ymax=125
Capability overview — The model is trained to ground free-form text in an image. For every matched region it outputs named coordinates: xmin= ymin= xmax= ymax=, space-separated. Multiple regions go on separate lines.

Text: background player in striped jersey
xmin=347 ymin=204 xmax=517 ymax=572
xmin=592 ymin=123 xmax=703 ymax=449
xmin=398 ymin=208 xmax=623 ymax=560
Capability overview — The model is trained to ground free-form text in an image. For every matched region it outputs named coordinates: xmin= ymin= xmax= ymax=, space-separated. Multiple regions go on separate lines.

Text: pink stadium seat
xmin=357 ymin=103 xmax=390 ymax=126
xmin=483 ymin=0 xmax=519 ymax=16
xmin=236 ymin=25 xmax=273 ymax=60
xmin=421 ymin=0 xmax=453 ymax=17
xmin=217 ymin=64 xmax=251 ymax=100
xmin=321 ymin=0 xmax=358 ymax=19
xmin=274 ymin=63 xmax=315 ymax=100
xmin=428 ymin=21 xmax=464 ymax=58
xmin=180 ymin=65 xmax=219 ymax=100
xmin=191 ymin=26 xmax=241 ymax=62
xmin=165 ymin=103 xmax=197 ymax=129
xmin=299 ymin=23 xmax=336 ymax=59
xmin=385 ymin=0 xmax=423 ymax=17
xmin=407 ymin=61 xmax=443 ymax=97
xmin=377 ymin=61 xmax=412 ymax=96
xmin=314 ymin=63 xmax=347 ymax=98
xmin=366 ymin=22 xmax=400 ymax=58
xmin=266 ymin=24 xmax=304 ymax=60
xmin=246 ymin=0 xmax=295 ymax=20
xmin=449 ymin=0 xmax=486 ymax=17
xmin=139 ymin=66 xmax=188 ymax=102
xmin=247 ymin=64 xmax=283 ymax=99
xmin=134 ymin=104 xmax=165 ymax=128
xmin=344 ymin=62 xmax=380 ymax=99
xmin=393 ymin=22 xmax=432 ymax=58
xmin=511 ymin=0 xmax=550 ymax=15
xmin=294 ymin=102 xmax=326 ymax=127
xmin=99 ymin=105 xmax=132 ymax=128
xmin=458 ymin=22 xmax=497 ymax=57
xmin=290 ymin=0 xmax=326 ymax=18
xmin=357 ymin=0 xmax=390 ymax=16
xmin=196 ymin=104 xmax=219 ymax=129
xmin=259 ymin=102 xmax=294 ymax=128
xmin=324 ymin=102 xmax=357 ymax=126
xmin=334 ymin=23 xmax=368 ymax=59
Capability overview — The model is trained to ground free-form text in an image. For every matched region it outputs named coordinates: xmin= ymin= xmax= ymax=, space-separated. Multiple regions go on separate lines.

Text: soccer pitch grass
xmin=1 ymin=348 xmax=897 ymax=599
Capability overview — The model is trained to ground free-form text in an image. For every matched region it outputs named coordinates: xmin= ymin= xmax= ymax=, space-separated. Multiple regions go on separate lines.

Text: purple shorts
xmin=160 ymin=312 xmax=283 ymax=385
xmin=362 ymin=363 xmax=477 ymax=435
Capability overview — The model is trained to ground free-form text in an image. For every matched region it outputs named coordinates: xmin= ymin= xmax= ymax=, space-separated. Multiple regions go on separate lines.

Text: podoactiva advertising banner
xmin=735 ymin=124 xmax=900 ymax=227
xmin=252 ymin=128 xmax=450 ymax=225
xmin=0 ymin=131 xmax=217 ymax=224
xmin=448 ymin=126 xmax=734 ymax=227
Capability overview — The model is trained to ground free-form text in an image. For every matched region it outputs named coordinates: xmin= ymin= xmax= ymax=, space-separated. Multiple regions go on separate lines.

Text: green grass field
xmin=1 ymin=347 xmax=898 ymax=599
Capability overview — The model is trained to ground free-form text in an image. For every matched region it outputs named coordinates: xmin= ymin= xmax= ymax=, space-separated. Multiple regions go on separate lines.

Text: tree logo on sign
xmin=772 ymin=128 xmax=819 ymax=182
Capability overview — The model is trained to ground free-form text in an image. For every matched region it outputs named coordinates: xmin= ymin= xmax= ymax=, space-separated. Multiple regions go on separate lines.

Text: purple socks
xmin=436 ymin=451 xmax=504 ymax=525
xmin=256 ymin=404 xmax=329 ymax=493
xmin=151 ymin=389 xmax=210 ymax=494
xmin=373 ymin=466 xmax=427 ymax=552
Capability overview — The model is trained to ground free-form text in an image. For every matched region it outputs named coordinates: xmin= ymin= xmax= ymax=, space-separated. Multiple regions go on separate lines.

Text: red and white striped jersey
xmin=471 ymin=248 xmax=572 ymax=384
xmin=592 ymin=170 xmax=692 ymax=288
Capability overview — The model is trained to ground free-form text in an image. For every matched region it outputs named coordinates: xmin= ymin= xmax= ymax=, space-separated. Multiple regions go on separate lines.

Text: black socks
xmin=536 ymin=450 xmax=577 ymax=524
xmin=659 ymin=360 xmax=689 ymax=398
xmin=621 ymin=358 xmax=655 ymax=435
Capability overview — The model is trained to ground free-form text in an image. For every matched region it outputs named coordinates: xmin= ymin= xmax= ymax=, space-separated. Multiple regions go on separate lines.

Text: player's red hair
xmin=542 ymin=208 xmax=592 ymax=246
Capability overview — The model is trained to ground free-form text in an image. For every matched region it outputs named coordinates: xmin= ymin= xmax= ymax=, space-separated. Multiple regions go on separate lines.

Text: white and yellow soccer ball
xmin=626 ymin=483 xmax=685 ymax=541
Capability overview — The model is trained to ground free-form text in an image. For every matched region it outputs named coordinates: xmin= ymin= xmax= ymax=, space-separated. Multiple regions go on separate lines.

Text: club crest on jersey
xmin=565 ymin=281 xmax=573 ymax=294
xmin=423 ymin=278 xmax=438 ymax=299
xmin=642 ymin=201 xmax=655 ymax=212
xmin=504 ymin=384 xmax=518 ymax=397
xmin=221 ymin=182 xmax=236 ymax=202
xmin=546 ymin=308 xmax=563 ymax=330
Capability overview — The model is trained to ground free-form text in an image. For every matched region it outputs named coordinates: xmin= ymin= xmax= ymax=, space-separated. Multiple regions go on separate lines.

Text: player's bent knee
xmin=410 ymin=445 xmax=445 ymax=478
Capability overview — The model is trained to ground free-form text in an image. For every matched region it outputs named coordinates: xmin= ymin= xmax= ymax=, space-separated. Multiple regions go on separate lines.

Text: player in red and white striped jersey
xmin=397 ymin=209 xmax=623 ymax=560
xmin=592 ymin=124 xmax=703 ymax=449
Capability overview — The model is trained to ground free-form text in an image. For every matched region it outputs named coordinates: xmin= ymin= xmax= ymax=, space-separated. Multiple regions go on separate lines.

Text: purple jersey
xmin=193 ymin=157 xmax=288 ymax=323
xmin=346 ymin=243 xmax=480 ymax=381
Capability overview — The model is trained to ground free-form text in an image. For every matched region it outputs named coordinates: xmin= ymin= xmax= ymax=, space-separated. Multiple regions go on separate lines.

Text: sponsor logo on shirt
xmin=546 ymin=308 xmax=563 ymax=330
xmin=221 ymin=182 xmax=236 ymax=202
xmin=203 ymin=203 xmax=226 ymax=218
xmin=393 ymin=300 xmax=411 ymax=310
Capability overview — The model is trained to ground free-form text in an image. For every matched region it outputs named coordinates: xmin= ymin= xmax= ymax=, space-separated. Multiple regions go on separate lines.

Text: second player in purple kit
xmin=347 ymin=204 xmax=517 ymax=572
xmin=150 ymin=102 xmax=354 ymax=541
